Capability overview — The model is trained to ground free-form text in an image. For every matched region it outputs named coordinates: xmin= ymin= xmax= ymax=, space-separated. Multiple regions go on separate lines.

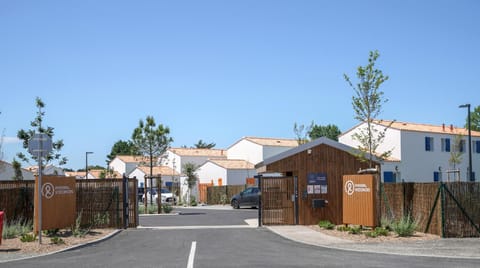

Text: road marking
xmin=187 ymin=241 xmax=196 ymax=268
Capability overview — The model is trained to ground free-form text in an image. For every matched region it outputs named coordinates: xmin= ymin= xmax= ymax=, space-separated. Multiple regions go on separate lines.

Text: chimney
xmin=442 ymin=123 xmax=445 ymax=131
xmin=450 ymin=124 xmax=453 ymax=131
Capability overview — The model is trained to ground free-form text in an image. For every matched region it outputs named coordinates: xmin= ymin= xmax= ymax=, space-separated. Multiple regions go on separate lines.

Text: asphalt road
xmin=3 ymin=208 xmax=480 ymax=268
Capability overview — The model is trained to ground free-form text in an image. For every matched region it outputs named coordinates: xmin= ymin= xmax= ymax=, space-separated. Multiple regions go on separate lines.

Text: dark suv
xmin=231 ymin=187 xmax=259 ymax=209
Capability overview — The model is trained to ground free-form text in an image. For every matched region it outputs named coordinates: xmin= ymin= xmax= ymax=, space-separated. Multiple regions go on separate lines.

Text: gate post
xmin=294 ymin=176 xmax=299 ymax=225
xmin=122 ymin=174 xmax=129 ymax=229
xmin=255 ymin=175 xmax=262 ymax=227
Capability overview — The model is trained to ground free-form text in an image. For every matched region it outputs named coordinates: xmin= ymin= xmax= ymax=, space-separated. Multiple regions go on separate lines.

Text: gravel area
xmin=0 ymin=229 xmax=117 ymax=256
xmin=308 ymin=225 xmax=440 ymax=243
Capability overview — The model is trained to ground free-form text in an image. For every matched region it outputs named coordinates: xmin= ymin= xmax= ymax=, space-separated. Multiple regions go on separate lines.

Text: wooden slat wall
xmin=265 ymin=143 xmax=372 ymax=225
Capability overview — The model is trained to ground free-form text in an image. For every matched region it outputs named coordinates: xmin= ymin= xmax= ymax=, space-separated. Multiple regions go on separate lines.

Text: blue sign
xmin=307 ymin=173 xmax=327 ymax=185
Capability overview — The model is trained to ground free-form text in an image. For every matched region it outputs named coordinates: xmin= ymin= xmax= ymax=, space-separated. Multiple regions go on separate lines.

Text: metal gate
xmin=261 ymin=177 xmax=296 ymax=225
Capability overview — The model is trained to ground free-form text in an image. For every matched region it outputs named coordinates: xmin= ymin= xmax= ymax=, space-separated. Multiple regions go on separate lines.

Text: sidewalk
xmin=267 ymin=225 xmax=480 ymax=259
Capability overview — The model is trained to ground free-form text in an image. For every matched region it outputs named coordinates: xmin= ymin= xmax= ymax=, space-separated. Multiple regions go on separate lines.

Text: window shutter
xmin=476 ymin=141 xmax=480 ymax=154
xmin=425 ymin=137 xmax=430 ymax=151
xmin=445 ymin=138 xmax=450 ymax=152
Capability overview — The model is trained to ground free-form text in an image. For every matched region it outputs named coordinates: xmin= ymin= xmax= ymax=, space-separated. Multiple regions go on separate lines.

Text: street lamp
xmin=459 ymin=104 xmax=473 ymax=181
xmin=85 ymin=151 xmax=93 ymax=179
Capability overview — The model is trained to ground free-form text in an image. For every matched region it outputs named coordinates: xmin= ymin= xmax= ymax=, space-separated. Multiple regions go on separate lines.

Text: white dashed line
xmin=187 ymin=241 xmax=197 ymax=268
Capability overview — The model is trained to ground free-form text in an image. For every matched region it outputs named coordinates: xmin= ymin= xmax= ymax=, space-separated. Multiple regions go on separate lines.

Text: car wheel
xmin=232 ymin=199 xmax=240 ymax=209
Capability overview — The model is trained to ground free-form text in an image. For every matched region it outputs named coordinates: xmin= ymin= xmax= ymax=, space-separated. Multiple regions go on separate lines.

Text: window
xmin=383 ymin=171 xmax=396 ymax=183
xmin=433 ymin=171 xmax=442 ymax=182
xmin=441 ymin=138 xmax=450 ymax=152
xmin=425 ymin=137 xmax=434 ymax=151
xmin=474 ymin=140 xmax=480 ymax=154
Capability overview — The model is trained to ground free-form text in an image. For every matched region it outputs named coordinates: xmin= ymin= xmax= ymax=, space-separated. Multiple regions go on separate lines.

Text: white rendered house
xmin=197 ymin=159 xmax=256 ymax=186
xmin=227 ymin=137 xmax=299 ymax=165
xmin=161 ymin=148 xmax=227 ymax=174
xmin=108 ymin=155 xmax=154 ymax=176
xmin=339 ymin=120 xmax=480 ymax=183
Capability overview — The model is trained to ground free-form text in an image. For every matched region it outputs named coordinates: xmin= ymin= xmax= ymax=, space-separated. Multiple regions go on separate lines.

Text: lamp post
xmin=85 ymin=151 xmax=93 ymax=179
xmin=459 ymin=104 xmax=473 ymax=181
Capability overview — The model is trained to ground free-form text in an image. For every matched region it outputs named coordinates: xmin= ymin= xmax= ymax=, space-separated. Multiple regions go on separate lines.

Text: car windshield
xmin=160 ymin=188 xmax=171 ymax=194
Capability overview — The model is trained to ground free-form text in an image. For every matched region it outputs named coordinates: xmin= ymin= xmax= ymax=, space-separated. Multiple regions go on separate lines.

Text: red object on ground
xmin=0 ymin=211 xmax=4 ymax=245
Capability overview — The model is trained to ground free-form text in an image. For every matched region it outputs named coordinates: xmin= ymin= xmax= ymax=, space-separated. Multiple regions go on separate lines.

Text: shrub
xmin=44 ymin=229 xmax=60 ymax=236
xmin=2 ymin=218 xmax=33 ymax=239
xmin=381 ymin=217 xmax=394 ymax=231
xmin=364 ymin=231 xmax=378 ymax=238
xmin=336 ymin=225 xmax=351 ymax=232
xmin=50 ymin=236 xmax=65 ymax=245
xmin=374 ymin=227 xmax=390 ymax=236
xmin=318 ymin=220 xmax=335 ymax=230
xmin=162 ymin=204 xmax=173 ymax=214
xmin=348 ymin=226 xmax=362 ymax=235
xmin=148 ymin=205 xmax=158 ymax=214
xmin=392 ymin=214 xmax=418 ymax=237
xmin=93 ymin=212 xmax=110 ymax=227
xmin=71 ymin=211 xmax=89 ymax=238
xmin=20 ymin=233 xmax=36 ymax=242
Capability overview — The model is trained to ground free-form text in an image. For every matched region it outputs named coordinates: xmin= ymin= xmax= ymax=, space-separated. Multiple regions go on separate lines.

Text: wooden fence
xmin=0 ymin=179 xmax=138 ymax=228
xmin=206 ymin=185 xmax=248 ymax=205
xmin=381 ymin=182 xmax=480 ymax=238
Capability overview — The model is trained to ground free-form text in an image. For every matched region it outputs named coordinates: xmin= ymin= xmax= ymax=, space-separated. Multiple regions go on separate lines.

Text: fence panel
xmin=443 ymin=182 xmax=480 ymax=237
xmin=206 ymin=185 xmax=247 ymax=205
xmin=0 ymin=178 xmax=137 ymax=228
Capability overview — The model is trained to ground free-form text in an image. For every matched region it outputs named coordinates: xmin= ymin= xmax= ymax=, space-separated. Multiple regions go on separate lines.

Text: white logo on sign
xmin=345 ymin=180 xmax=355 ymax=196
xmin=42 ymin=182 xmax=55 ymax=199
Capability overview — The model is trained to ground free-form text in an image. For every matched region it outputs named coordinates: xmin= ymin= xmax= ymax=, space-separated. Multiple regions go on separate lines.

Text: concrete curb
xmin=0 ymin=229 xmax=123 ymax=264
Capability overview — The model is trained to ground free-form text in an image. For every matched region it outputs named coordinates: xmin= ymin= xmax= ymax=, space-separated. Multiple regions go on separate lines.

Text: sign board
xmin=342 ymin=174 xmax=375 ymax=227
xmin=34 ymin=176 xmax=76 ymax=233
xmin=307 ymin=172 xmax=327 ymax=194
xmin=28 ymin=133 xmax=53 ymax=156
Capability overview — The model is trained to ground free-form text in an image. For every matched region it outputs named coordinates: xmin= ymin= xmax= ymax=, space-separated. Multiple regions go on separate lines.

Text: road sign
xmin=28 ymin=133 xmax=53 ymax=156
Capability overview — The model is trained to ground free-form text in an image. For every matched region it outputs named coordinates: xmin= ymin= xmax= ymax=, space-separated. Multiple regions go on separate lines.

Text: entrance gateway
xmin=260 ymin=177 xmax=297 ymax=225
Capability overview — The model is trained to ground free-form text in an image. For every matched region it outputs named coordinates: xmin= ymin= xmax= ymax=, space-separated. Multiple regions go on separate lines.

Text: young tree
xmin=344 ymin=50 xmax=392 ymax=168
xmin=309 ymin=124 xmax=342 ymax=141
xmin=16 ymin=97 xmax=67 ymax=168
xmin=449 ymin=134 xmax=464 ymax=181
xmin=182 ymin=162 xmax=199 ymax=206
xmin=106 ymin=140 xmax=139 ymax=162
xmin=11 ymin=158 xmax=24 ymax=180
xmin=293 ymin=122 xmax=313 ymax=145
xmin=466 ymin=105 xmax=480 ymax=131
xmin=194 ymin=139 xmax=216 ymax=149
xmin=131 ymin=116 xmax=173 ymax=211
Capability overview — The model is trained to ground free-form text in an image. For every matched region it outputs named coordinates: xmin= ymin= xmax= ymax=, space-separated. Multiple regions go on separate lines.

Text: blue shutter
xmin=433 ymin=172 xmax=440 ymax=182
xmin=384 ymin=171 xmax=394 ymax=183
xmin=445 ymin=139 xmax=450 ymax=152
xmin=476 ymin=141 xmax=480 ymax=153
xmin=425 ymin=137 xmax=430 ymax=151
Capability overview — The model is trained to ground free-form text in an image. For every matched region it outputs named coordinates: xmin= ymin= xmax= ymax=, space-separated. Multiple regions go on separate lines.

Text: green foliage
xmin=344 ymin=50 xmax=391 ymax=167
xmin=2 ymin=218 xmax=33 ymax=239
xmin=93 ymin=212 xmax=110 ymax=227
xmin=194 ymin=139 xmax=216 ymax=149
xmin=183 ymin=162 xmax=199 ymax=191
xmin=392 ymin=214 xmax=418 ymax=237
xmin=107 ymin=140 xmax=139 ymax=162
xmin=16 ymin=97 xmax=68 ymax=166
xmin=364 ymin=231 xmax=378 ymax=238
xmin=11 ymin=158 xmax=24 ymax=180
xmin=220 ymin=194 xmax=228 ymax=205
xmin=380 ymin=217 xmax=394 ymax=231
xmin=20 ymin=233 xmax=37 ymax=242
xmin=162 ymin=204 xmax=173 ymax=214
xmin=309 ymin=124 xmax=342 ymax=141
xmin=449 ymin=134 xmax=464 ymax=171
xmin=336 ymin=225 xmax=351 ymax=232
xmin=466 ymin=105 xmax=480 ymax=131
xmin=190 ymin=195 xmax=197 ymax=206
xmin=348 ymin=226 xmax=362 ymax=235
xmin=318 ymin=220 xmax=335 ymax=230
xmin=71 ymin=211 xmax=89 ymax=238
xmin=374 ymin=227 xmax=390 ymax=236
xmin=50 ymin=236 xmax=65 ymax=245
xmin=43 ymin=228 xmax=59 ymax=236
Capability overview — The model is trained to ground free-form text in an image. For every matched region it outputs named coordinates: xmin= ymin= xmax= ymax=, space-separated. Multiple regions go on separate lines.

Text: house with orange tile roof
xmin=0 ymin=160 xmax=35 ymax=180
xmin=197 ymin=159 xmax=256 ymax=186
xmin=108 ymin=155 xmax=155 ymax=176
xmin=162 ymin=148 xmax=227 ymax=174
xmin=339 ymin=120 xmax=480 ymax=182
xmin=227 ymin=137 xmax=299 ymax=165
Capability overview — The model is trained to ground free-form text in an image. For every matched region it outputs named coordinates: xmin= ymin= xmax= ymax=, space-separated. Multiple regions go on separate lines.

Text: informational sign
xmin=342 ymin=174 xmax=375 ymax=227
xmin=34 ymin=176 xmax=76 ymax=233
xmin=307 ymin=172 xmax=327 ymax=194
xmin=28 ymin=133 xmax=53 ymax=157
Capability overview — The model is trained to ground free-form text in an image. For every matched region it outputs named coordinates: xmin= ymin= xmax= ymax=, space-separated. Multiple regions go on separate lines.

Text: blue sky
xmin=1 ymin=0 xmax=479 ymax=170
